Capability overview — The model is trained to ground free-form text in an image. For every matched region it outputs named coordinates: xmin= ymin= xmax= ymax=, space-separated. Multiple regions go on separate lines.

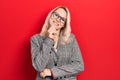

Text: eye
xmin=61 ymin=18 xmax=65 ymax=22
xmin=55 ymin=13 xmax=59 ymax=18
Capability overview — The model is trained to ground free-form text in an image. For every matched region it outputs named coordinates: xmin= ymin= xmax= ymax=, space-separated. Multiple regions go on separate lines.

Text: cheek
xmin=49 ymin=18 xmax=53 ymax=24
xmin=59 ymin=25 xmax=64 ymax=29
xmin=60 ymin=23 xmax=65 ymax=28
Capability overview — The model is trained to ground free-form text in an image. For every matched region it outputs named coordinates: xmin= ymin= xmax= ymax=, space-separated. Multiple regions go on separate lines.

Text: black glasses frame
xmin=52 ymin=12 xmax=66 ymax=23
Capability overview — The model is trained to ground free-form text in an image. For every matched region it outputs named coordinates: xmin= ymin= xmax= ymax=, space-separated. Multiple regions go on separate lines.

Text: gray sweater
xmin=30 ymin=33 xmax=84 ymax=80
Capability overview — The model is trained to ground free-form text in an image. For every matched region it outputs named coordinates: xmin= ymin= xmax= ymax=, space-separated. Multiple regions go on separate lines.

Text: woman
xmin=30 ymin=6 xmax=84 ymax=80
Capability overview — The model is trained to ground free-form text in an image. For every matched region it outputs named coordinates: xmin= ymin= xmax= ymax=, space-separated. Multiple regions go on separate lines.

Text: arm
xmin=30 ymin=34 xmax=55 ymax=72
xmin=51 ymin=34 xmax=84 ymax=79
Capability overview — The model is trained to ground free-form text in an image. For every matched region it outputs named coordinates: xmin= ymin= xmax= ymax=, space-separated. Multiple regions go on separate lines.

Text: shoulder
xmin=70 ymin=33 xmax=75 ymax=39
xmin=70 ymin=33 xmax=76 ymax=41
xmin=68 ymin=33 xmax=76 ymax=44
xmin=30 ymin=33 xmax=44 ymax=41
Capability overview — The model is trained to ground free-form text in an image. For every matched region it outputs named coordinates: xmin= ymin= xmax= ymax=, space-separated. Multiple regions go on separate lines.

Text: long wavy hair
xmin=40 ymin=6 xmax=72 ymax=45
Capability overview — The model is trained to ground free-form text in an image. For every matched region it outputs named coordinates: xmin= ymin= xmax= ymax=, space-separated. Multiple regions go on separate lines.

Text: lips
xmin=53 ymin=21 xmax=59 ymax=26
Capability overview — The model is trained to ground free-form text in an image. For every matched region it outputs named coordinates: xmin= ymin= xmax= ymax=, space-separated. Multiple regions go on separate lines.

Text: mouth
xmin=53 ymin=21 xmax=59 ymax=26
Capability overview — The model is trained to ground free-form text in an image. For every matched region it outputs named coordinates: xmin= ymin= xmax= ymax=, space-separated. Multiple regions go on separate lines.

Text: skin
xmin=40 ymin=8 xmax=67 ymax=78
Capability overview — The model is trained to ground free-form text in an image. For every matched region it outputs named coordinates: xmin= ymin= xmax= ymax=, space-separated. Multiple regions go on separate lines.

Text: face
xmin=49 ymin=8 xmax=67 ymax=30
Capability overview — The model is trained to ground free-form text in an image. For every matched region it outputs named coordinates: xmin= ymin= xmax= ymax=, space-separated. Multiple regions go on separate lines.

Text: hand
xmin=47 ymin=26 xmax=58 ymax=42
xmin=40 ymin=68 xmax=51 ymax=78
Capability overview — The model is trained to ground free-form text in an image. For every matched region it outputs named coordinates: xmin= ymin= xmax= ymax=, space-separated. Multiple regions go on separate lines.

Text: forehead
xmin=54 ymin=8 xmax=67 ymax=18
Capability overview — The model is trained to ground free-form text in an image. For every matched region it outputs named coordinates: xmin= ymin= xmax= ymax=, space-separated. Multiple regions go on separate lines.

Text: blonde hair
xmin=40 ymin=6 xmax=72 ymax=45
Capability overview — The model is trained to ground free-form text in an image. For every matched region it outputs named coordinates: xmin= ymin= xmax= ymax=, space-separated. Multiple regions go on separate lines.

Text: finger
xmin=48 ymin=27 xmax=53 ymax=32
xmin=40 ymin=72 xmax=45 ymax=78
xmin=42 ymin=73 xmax=46 ymax=78
xmin=40 ymin=72 xmax=43 ymax=77
xmin=50 ymin=31 xmax=56 ymax=36
xmin=48 ymin=26 xmax=56 ymax=32
xmin=48 ymin=26 xmax=54 ymax=31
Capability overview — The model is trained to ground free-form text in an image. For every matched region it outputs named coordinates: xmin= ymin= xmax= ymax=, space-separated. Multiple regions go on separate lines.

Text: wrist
xmin=48 ymin=36 xmax=54 ymax=41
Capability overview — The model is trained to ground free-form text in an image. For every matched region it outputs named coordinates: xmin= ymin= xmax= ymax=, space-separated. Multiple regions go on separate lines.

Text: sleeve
xmin=51 ymin=34 xmax=84 ymax=79
xmin=30 ymin=34 xmax=55 ymax=72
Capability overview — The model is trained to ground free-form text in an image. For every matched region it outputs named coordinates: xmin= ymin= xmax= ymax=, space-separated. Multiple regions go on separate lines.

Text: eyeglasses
xmin=52 ymin=12 xmax=66 ymax=23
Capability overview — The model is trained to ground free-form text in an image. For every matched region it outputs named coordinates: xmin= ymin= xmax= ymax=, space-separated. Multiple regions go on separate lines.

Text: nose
xmin=56 ymin=17 xmax=61 ymax=22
